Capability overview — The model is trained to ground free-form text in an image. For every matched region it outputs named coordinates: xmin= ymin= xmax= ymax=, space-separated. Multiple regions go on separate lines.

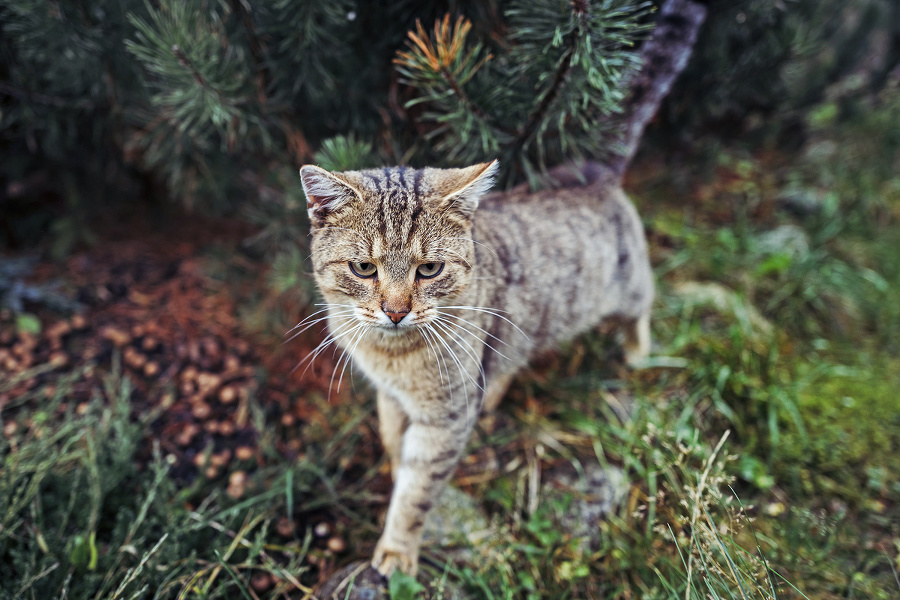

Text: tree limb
xmin=512 ymin=7 xmax=587 ymax=150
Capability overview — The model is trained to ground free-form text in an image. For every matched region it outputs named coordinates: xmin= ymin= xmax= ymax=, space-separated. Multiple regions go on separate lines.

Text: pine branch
xmin=501 ymin=0 xmax=654 ymax=181
xmin=394 ymin=16 xmax=507 ymax=134
xmin=438 ymin=60 xmax=509 ymax=135
xmin=170 ymin=44 xmax=209 ymax=89
xmin=395 ymin=2 xmax=653 ymax=179
xmin=512 ymin=6 xmax=586 ymax=150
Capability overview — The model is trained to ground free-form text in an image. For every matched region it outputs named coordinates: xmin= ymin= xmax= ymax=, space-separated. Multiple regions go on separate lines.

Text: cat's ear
xmin=438 ymin=160 xmax=499 ymax=218
xmin=299 ymin=165 xmax=362 ymax=226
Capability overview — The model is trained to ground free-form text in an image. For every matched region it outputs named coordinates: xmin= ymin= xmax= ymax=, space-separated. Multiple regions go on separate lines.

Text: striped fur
xmin=298 ymin=160 xmax=654 ymax=576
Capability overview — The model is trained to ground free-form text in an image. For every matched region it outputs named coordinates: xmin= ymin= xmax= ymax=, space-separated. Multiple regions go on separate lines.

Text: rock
xmin=542 ymin=461 xmax=629 ymax=551
xmin=673 ymin=281 xmax=774 ymax=338
xmin=775 ymin=186 xmax=826 ymax=217
xmin=313 ymin=562 xmax=386 ymax=600
xmin=315 ymin=472 xmax=626 ymax=597
xmin=421 ymin=485 xmax=491 ymax=549
xmin=756 ymin=224 xmax=810 ymax=258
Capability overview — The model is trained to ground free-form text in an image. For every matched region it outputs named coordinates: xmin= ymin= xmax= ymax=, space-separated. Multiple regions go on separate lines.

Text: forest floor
xmin=2 ymin=135 xmax=899 ymax=599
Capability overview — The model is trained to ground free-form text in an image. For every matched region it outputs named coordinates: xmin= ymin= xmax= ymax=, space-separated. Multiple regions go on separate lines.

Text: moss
xmin=778 ymin=356 xmax=900 ymax=503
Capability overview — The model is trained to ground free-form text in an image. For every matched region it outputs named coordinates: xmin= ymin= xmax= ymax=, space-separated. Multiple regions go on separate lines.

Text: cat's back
xmin=474 ymin=176 xmax=648 ymax=269
xmin=469 ymin=176 xmax=653 ymax=349
xmin=478 ymin=177 xmax=629 ymax=224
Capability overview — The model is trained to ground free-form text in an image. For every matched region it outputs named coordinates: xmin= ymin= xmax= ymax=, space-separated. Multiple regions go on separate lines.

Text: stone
xmin=421 ymin=485 xmax=491 ymax=548
xmin=756 ymin=224 xmax=810 ymax=258
xmin=542 ymin=461 xmax=629 ymax=551
xmin=314 ymin=486 xmax=487 ymax=599
xmin=673 ymin=281 xmax=774 ymax=338
xmin=313 ymin=562 xmax=386 ymax=600
xmin=775 ymin=186 xmax=826 ymax=217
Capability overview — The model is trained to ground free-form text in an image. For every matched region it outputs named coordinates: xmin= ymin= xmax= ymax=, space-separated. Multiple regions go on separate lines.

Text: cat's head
xmin=299 ymin=161 xmax=498 ymax=336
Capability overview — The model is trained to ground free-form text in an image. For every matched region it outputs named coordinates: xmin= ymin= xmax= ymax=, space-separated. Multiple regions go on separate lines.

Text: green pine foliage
xmin=394 ymin=1 xmax=654 ymax=185
xmin=3 ymin=0 xmax=897 ymax=225
xmin=0 ymin=0 xmax=357 ymax=216
xmin=2 ymin=0 xmax=654 ymax=225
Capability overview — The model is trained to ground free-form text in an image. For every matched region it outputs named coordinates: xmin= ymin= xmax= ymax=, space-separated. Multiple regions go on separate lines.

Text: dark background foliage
xmin=3 ymin=0 xmax=896 ymax=251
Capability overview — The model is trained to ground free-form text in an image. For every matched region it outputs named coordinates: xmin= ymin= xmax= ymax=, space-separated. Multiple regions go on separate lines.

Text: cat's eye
xmin=416 ymin=262 xmax=444 ymax=279
xmin=349 ymin=261 xmax=377 ymax=278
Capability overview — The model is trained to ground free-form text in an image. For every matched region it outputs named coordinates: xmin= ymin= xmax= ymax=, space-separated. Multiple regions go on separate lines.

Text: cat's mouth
xmin=375 ymin=315 xmax=418 ymax=333
xmin=372 ymin=309 xmax=433 ymax=335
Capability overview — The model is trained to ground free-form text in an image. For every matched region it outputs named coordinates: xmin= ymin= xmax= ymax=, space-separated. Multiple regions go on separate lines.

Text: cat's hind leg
xmin=480 ymin=371 xmax=515 ymax=414
xmin=623 ymin=312 xmax=651 ymax=366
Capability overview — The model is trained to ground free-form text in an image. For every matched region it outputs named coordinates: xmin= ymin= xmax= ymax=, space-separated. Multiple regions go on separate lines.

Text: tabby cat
xmin=298 ymin=159 xmax=654 ymax=576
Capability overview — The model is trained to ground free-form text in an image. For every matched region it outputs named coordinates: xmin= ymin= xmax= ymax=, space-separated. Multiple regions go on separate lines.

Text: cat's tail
xmin=604 ymin=0 xmax=707 ymax=179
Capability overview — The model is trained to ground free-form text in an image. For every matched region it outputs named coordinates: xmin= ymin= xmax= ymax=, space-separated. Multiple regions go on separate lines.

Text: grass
xmin=3 ymin=92 xmax=900 ymax=598
xmin=0 ymin=359 xmax=380 ymax=599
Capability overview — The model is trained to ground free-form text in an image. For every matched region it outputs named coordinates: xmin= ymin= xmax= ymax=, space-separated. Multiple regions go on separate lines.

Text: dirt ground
xmin=0 ymin=211 xmax=359 ymax=486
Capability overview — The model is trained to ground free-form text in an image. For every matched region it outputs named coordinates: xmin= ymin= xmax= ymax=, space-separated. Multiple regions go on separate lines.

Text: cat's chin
xmin=372 ymin=324 xmax=422 ymax=348
xmin=374 ymin=323 xmax=418 ymax=338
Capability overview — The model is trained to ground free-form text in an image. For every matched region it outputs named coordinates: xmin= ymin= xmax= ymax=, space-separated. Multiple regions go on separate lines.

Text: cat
xmin=298 ymin=159 xmax=654 ymax=577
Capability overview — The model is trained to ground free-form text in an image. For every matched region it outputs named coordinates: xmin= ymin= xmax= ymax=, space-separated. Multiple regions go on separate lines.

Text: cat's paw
xmin=624 ymin=345 xmax=649 ymax=368
xmin=372 ymin=539 xmax=419 ymax=577
xmin=623 ymin=314 xmax=651 ymax=368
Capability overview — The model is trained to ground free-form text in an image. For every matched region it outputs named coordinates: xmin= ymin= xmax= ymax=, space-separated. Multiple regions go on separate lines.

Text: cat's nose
xmin=382 ymin=301 xmax=410 ymax=324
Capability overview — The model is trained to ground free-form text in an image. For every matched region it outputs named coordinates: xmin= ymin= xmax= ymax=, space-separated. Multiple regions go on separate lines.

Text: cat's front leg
xmin=372 ymin=418 xmax=469 ymax=577
xmin=376 ymin=390 xmax=407 ymax=477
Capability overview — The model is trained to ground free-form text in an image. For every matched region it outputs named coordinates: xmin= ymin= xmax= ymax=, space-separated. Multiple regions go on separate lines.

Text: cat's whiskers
xmin=291 ymin=317 xmax=365 ymax=377
xmin=432 ymin=316 xmax=513 ymax=366
xmin=438 ymin=305 xmax=531 ymax=341
xmin=293 ymin=325 xmax=357 ymax=378
xmin=286 ymin=307 xmax=332 ymax=334
xmin=422 ymin=321 xmax=473 ymax=428
xmin=286 ymin=304 xmax=356 ymax=332
xmin=417 ymin=325 xmax=447 ymax=388
xmin=327 ymin=325 xmax=360 ymax=397
xmin=422 ymin=321 xmax=482 ymax=429
xmin=415 ymin=322 xmax=446 ymax=387
xmin=433 ymin=310 xmax=515 ymax=354
xmin=316 ymin=322 xmax=369 ymax=377
xmin=430 ymin=322 xmax=488 ymax=428
xmin=284 ymin=308 xmax=357 ymax=344
xmin=429 ymin=319 xmax=486 ymax=389
xmin=330 ymin=322 xmax=371 ymax=398
xmin=284 ymin=303 xmax=357 ymax=336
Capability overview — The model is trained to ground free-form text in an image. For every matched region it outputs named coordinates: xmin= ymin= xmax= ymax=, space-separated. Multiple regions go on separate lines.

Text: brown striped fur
xmin=298 ymin=160 xmax=653 ymax=576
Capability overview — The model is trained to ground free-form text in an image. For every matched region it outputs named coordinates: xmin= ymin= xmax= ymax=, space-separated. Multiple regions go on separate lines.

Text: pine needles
xmin=394 ymin=1 xmax=654 ymax=185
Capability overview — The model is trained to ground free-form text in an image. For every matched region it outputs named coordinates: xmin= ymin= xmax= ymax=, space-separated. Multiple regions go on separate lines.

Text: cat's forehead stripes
xmin=354 ymin=167 xmax=430 ymax=263
xmin=355 ymin=166 xmax=426 ymax=197
xmin=302 ymin=162 xmax=497 ymax=285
